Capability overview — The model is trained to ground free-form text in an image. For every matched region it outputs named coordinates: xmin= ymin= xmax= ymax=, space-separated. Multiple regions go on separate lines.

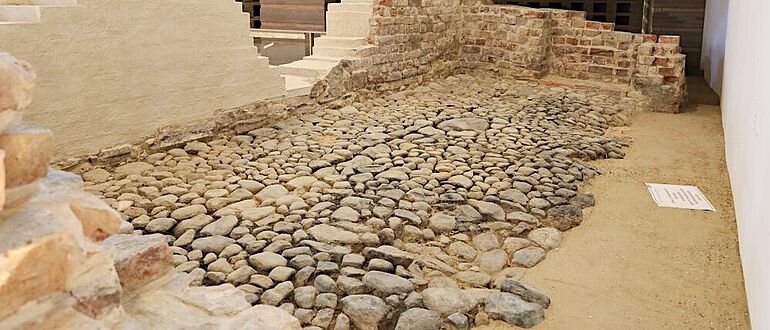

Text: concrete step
xmin=326 ymin=11 xmax=371 ymax=37
xmin=284 ymin=74 xmax=318 ymax=98
xmin=313 ymin=36 xmax=367 ymax=49
xmin=302 ymin=54 xmax=345 ymax=63
xmin=327 ymin=3 xmax=372 ymax=13
xmin=275 ymin=60 xmax=337 ymax=79
xmin=0 ymin=0 xmax=75 ymax=4
xmin=255 ymin=55 xmax=270 ymax=66
xmin=0 ymin=5 xmax=40 ymax=23
xmin=312 ymin=45 xmax=358 ymax=58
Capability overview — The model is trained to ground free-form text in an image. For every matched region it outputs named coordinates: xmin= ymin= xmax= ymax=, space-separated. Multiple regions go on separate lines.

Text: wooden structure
xmin=260 ymin=0 xmax=339 ymax=32
xmin=492 ymin=0 xmax=644 ymax=33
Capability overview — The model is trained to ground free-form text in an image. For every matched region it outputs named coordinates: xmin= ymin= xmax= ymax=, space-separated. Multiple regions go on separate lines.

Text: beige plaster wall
xmin=0 ymin=0 xmax=285 ymax=158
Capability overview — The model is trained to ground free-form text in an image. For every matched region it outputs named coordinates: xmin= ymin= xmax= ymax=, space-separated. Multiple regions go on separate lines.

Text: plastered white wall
xmin=716 ymin=0 xmax=770 ymax=327
xmin=701 ymin=0 xmax=728 ymax=95
xmin=0 ymin=0 xmax=285 ymax=158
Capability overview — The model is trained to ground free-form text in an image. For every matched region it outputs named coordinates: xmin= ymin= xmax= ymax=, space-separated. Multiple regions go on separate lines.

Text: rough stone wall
xmin=0 ymin=53 xmax=300 ymax=330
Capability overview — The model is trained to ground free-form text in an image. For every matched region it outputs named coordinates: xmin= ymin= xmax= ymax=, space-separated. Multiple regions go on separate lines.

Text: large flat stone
xmin=68 ymin=193 xmax=123 ymax=242
xmin=0 ymin=201 xmax=86 ymax=320
xmin=66 ymin=248 xmax=122 ymax=318
xmin=308 ymin=224 xmax=361 ymax=245
xmin=102 ymin=234 xmax=172 ymax=292
xmin=0 ymin=127 xmax=54 ymax=188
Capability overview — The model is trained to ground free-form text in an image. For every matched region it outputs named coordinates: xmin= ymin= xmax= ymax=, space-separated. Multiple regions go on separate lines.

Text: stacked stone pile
xmin=0 ymin=53 xmax=301 ymax=330
xmin=81 ymin=73 xmax=635 ymax=329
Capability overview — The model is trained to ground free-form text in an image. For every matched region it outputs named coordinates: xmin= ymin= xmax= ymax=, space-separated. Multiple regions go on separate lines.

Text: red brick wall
xmin=462 ymin=5 xmax=552 ymax=78
xmin=314 ymin=1 xmax=686 ymax=112
xmin=364 ymin=0 xmax=464 ymax=86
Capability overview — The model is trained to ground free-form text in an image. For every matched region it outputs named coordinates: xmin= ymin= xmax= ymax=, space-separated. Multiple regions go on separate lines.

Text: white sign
xmin=645 ymin=183 xmax=716 ymax=211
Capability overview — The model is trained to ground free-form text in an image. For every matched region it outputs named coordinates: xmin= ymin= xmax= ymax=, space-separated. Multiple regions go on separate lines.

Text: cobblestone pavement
xmin=81 ymin=73 xmax=635 ymax=329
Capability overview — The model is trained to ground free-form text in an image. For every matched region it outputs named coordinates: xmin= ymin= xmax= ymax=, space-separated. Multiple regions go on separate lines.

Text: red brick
xmin=585 ymin=21 xmax=602 ymax=30
xmin=653 ymin=57 xmax=671 ymax=67
xmin=642 ymin=34 xmax=657 ymax=42
xmin=600 ymin=22 xmax=615 ymax=31
xmin=588 ymin=65 xmax=614 ymax=75
xmin=590 ymin=48 xmax=615 ymax=56
xmin=658 ymin=35 xmax=680 ymax=45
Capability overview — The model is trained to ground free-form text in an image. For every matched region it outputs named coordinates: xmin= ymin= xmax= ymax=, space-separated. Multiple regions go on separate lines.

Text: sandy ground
xmin=478 ymin=78 xmax=750 ymax=330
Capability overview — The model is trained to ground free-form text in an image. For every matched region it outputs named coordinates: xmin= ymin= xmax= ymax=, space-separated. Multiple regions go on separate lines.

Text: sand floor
xmin=478 ymin=78 xmax=750 ymax=330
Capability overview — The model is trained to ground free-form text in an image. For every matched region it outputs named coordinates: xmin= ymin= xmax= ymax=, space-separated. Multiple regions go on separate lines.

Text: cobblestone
xmin=81 ymin=73 xmax=635 ymax=329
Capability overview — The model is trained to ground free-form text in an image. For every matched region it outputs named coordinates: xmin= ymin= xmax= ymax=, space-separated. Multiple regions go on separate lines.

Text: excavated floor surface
xmin=80 ymin=73 xmax=642 ymax=329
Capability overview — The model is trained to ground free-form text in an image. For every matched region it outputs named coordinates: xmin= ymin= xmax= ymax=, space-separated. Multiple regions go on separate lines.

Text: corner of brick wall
xmin=459 ymin=4 xmax=687 ymax=113
xmin=307 ymin=2 xmax=688 ymax=113
xmin=632 ymin=35 xmax=687 ymax=113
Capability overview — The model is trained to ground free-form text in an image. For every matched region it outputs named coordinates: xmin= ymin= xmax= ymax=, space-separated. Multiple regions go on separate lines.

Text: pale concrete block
xmin=325 ymin=11 xmax=371 ymax=37
xmin=312 ymin=45 xmax=358 ymax=58
xmin=0 ymin=5 xmax=40 ymax=23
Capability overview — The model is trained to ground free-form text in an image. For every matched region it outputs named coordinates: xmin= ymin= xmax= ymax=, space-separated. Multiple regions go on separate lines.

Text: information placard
xmin=645 ymin=183 xmax=716 ymax=212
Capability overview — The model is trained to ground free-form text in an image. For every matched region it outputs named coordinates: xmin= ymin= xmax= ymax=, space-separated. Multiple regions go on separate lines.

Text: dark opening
xmin=593 ymin=3 xmax=608 ymax=12
xmin=548 ymin=2 xmax=562 ymax=8
xmin=615 ymin=15 xmax=630 ymax=25
xmin=527 ymin=2 xmax=541 ymax=7
xmin=570 ymin=2 xmax=584 ymax=10
xmin=617 ymin=3 xmax=632 ymax=13
xmin=592 ymin=15 xmax=607 ymax=22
